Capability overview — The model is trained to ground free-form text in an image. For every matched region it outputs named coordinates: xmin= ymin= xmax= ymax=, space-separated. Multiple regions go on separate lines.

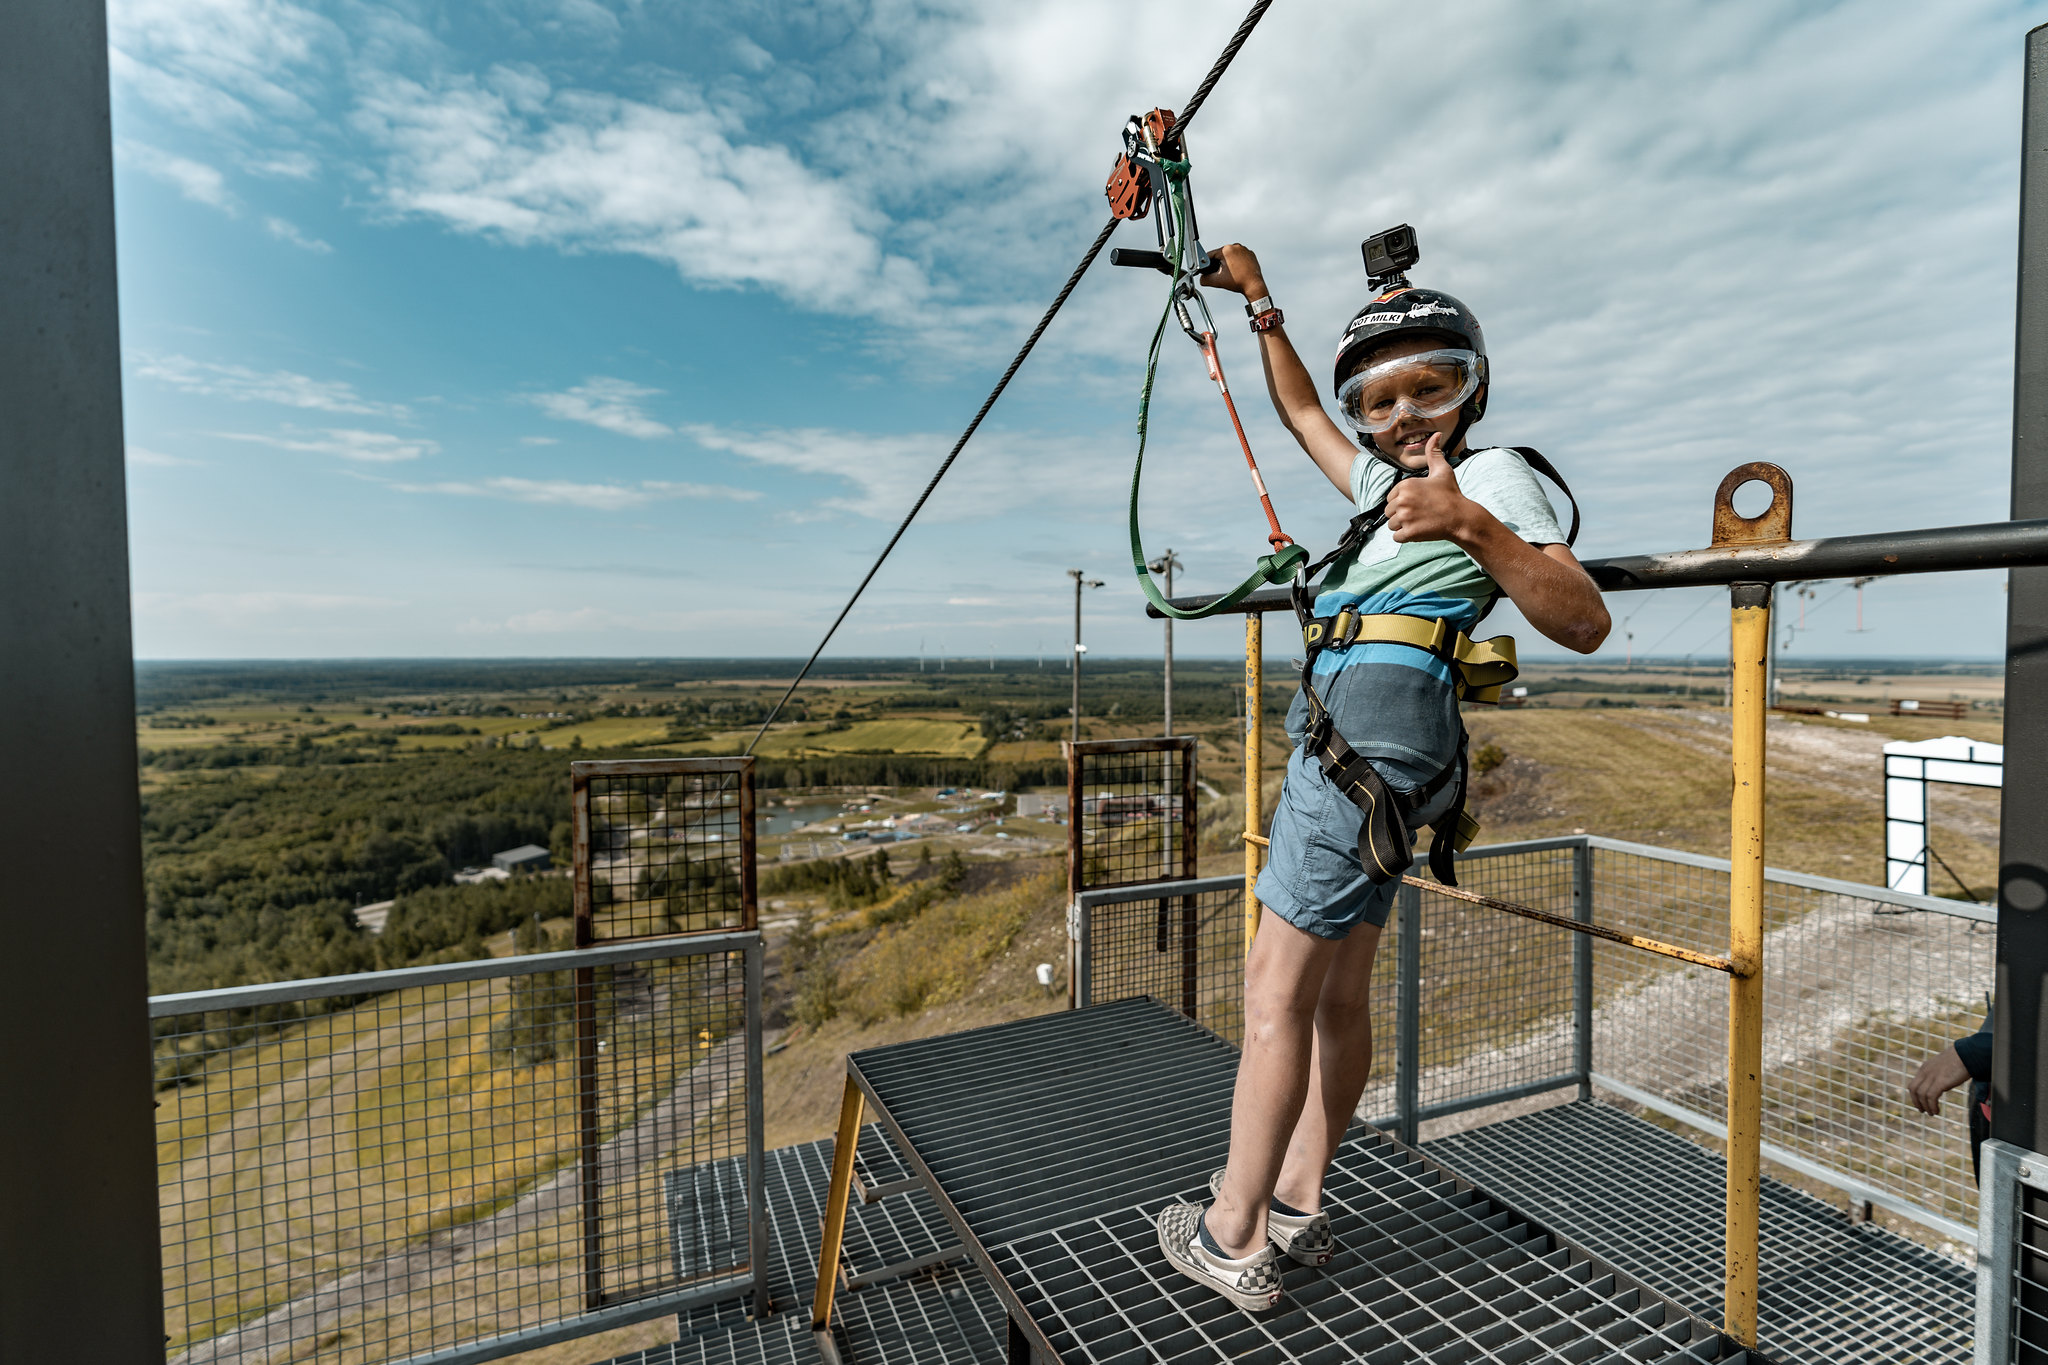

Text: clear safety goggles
xmin=1335 ymin=347 xmax=1484 ymax=434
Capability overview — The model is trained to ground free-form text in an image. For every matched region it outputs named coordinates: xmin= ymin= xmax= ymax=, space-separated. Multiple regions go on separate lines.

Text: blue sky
xmin=113 ymin=0 xmax=2042 ymax=662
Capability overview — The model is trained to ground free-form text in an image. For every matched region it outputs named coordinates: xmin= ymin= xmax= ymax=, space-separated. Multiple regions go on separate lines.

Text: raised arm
xmin=1203 ymin=244 xmax=1357 ymax=497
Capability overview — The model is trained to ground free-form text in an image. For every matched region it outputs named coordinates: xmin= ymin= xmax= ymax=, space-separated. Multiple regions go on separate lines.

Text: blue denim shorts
xmin=1254 ymin=743 xmax=1456 ymax=940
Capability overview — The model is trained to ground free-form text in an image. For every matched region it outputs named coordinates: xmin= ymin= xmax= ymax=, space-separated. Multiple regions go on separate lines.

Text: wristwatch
xmin=1246 ymin=296 xmax=1284 ymax=333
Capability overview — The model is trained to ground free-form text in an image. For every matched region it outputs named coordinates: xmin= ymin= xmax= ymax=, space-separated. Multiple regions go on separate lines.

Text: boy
xmin=1156 ymin=241 xmax=1611 ymax=1309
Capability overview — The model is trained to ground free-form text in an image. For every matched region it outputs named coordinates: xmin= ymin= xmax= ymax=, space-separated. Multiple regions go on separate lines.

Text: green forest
xmin=134 ymin=658 xmax=1244 ymax=994
xmin=144 ymin=749 xmax=572 ymax=994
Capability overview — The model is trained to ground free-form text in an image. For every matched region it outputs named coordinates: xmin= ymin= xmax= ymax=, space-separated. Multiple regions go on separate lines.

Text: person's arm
xmin=1384 ymin=438 xmax=1611 ymax=653
xmin=1909 ymin=1045 xmax=1973 ymax=1116
xmin=1907 ymin=1006 xmax=1991 ymax=1116
xmin=1201 ymin=244 xmax=1356 ymax=496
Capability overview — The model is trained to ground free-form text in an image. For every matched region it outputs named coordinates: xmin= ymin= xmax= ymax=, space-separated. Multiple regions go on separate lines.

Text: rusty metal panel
xmin=1062 ymin=737 xmax=1198 ymax=896
xmin=571 ymin=757 xmax=756 ymax=946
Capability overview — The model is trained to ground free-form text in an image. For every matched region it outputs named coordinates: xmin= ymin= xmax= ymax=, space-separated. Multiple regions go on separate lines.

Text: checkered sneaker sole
xmin=1208 ymin=1168 xmax=1336 ymax=1266
xmin=1155 ymin=1200 xmax=1285 ymax=1312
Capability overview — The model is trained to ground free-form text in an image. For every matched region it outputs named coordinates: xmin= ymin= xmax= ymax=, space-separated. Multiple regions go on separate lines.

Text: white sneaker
xmin=1208 ymin=1169 xmax=1336 ymax=1266
xmin=1155 ymin=1201 xmax=1285 ymax=1311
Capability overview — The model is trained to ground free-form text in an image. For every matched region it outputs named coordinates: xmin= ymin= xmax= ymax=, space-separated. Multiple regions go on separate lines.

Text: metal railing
xmin=1071 ymin=834 xmax=1994 ymax=1244
xmin=1973 ymin=1139 xmax=2048 ymax=1363
xmin=151 ymin=932 xmax=765 ymax=1365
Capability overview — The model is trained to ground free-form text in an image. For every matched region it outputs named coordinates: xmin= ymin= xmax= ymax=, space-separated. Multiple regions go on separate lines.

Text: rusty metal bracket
xmin=1711 ymin=463 xmax=1794 ymax=547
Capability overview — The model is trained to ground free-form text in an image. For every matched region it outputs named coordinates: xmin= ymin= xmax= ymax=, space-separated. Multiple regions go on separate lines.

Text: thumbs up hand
xmin=1384 ymin=434 xmax=1476 ymax=544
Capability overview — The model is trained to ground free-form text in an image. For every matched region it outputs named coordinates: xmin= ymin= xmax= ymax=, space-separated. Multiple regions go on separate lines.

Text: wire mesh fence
xmin=1063 ymin=738 xmax=1196 ymax=895
xmin=1404 ymin=843 xmax=1582 ymax=1121
xmin=573 ymin=758 xmax=757 ymax=945
xmin=1072 ymin=876 xmax=1253 ymax=1045
xmin=1070 ymin=834 xmax=1994 ymax=1241
xmin=150 ymin=935 xmax=764 ymax=1365
xmin=1584 ymin=839 xmax=1993 ymax=1239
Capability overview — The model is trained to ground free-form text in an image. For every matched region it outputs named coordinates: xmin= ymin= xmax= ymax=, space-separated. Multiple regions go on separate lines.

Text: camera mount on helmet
xmin=1333 ymin=224 xmax=1491 ymax=467
xmin=1362 ymin=223 xmax=1420 ymax=291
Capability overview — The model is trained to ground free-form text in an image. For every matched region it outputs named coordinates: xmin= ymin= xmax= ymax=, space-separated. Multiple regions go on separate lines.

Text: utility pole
xmin=1850 ymin=576 xmax=1878 ymax=632
xmin=1067 ymin=569 xmax=1103 ymax=742
xmin=1149 ymin=549 xmax=1182 ymax=735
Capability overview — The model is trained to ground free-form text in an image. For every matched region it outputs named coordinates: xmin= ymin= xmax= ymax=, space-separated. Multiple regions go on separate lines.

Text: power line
xmin=745 ymin=0 xmax=1276 ymax=756
xmin=1634 ymin=589 xmax=1716 ymax=660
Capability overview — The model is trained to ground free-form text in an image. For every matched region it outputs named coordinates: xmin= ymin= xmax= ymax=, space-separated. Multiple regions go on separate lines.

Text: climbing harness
xmin=1286 ymin=443 xmax=1580 ymax=888
xmin=1107 ymin=108 xmax=1310 ymax=621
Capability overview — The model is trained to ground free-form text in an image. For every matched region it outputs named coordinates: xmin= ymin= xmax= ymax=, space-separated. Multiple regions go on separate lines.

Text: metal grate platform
xmin=608 ymin=1135 xmax=996 ymax=1365
xmin=1424 ymin=1100 xmax=1972 ymax=1365
xmin=853 ymin=1121 xmax=920 ymax=1203
xmin=848 ymin=997 xmax=1761 ymax=1363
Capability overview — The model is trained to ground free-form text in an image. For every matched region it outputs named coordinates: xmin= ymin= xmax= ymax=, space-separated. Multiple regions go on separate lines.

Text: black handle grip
xmin=1110 ymin=247 xmax=1172 ymax=274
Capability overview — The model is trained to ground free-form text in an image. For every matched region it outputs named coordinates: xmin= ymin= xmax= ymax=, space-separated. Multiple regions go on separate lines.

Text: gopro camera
xmin=1362 ymin=223 xmax=1420 ymax=286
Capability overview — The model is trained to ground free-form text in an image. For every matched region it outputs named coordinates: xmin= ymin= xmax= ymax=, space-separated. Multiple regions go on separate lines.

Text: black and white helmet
xmin=1332 ymin=286 xmax=1490 ymax=425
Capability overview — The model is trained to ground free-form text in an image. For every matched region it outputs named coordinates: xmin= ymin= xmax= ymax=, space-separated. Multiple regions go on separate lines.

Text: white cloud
xmin=264 ymin=216 xmax=332 ymax=252
xmin=217 ymin=427 xmax=435 ymax=462
xmin=134 ymin=590 xmax=401 ymax=618
xmin=120 ymin=140 xmax=236 ymax=211
xmin=246 ymin=150 xmax=319 ymax=179
xmin=350 ymin=70 xmax=931 ymax=317
xmin=518 ymin=435 xmax=561 ymax=445
xmin=526 ymin=377 xmax=671 ymax=439
xmin=682 ymin=421 xmax=1145 ymax=524
xmin=133 ymin=353 xmax=408 ymax=417
xmin=108 ymin=0 xmax=333 ymax=131
xmin=394 ymin=476 xmax=759 ymax=510
xmin=126 ymin=445 xmax=205 ymax=468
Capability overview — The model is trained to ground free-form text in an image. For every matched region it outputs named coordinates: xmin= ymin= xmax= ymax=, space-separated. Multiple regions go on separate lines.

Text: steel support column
xmin=1243 ymin=615 xmax=1265 ymax=949
xmin=1395 ymin=881 xmax=1423 ymax=1148
xmin=1995 ymin=24 xmax=2048 ymax=1361
xmin=1572 ymin=839 xmax=1595 ymax=1102
xmin=1724 ymin=583 xmax=1770 ymax=1348
xmin=0 ymin=1 xmax=166 ymax=1357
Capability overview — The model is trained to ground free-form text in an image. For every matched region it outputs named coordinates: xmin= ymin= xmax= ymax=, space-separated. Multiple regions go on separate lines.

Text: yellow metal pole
xmin=1243 ymin=613 xmax=1264 ymax=951
xmin=1724 ymin=583 xmax=1769 ymax=1348
xmin=811 ymin=1076 xmax=865 ymax=1331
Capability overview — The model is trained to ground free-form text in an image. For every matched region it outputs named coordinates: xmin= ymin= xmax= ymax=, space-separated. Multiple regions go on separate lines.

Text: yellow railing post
xmin=1243 ymin=612 xmax=1264 ymax=951
xmin=1725 ymin=582 xmax=1769 ymax=1347
xmin=811 ymin=1076 xmax=865 ymax=1332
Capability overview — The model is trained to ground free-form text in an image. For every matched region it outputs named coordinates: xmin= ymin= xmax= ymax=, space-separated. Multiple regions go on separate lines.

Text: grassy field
xmin=708 ymin=715 xmax=987 ymax=760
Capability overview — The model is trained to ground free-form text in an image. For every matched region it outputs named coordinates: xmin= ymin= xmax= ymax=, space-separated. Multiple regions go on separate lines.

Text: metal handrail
xmin=1148 ymin=514 xmax=2048 ymax=616
xmin=148 ymin=930 xmax=761 ymax=1017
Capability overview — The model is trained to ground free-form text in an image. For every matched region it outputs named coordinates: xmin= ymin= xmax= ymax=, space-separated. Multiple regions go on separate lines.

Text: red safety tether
xmin=1198 ymin=331 xmax=1295 ymax=554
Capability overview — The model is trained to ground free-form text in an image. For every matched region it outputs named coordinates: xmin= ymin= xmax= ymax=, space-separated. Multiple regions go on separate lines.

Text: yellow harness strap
xmin=1302 ymin=612 xmax=1519 ymax=704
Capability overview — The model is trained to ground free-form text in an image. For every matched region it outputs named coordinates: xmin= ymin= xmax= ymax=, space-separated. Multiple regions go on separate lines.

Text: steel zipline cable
xmin=746 ymin=0 xmax=1276 ymax=756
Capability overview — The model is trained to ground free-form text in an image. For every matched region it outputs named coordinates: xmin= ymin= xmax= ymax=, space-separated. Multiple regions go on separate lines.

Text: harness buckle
xmin=1332 ymin=609 xmax=1360 ymax=649
xmin=1425 ymin=617 xmax=1449 ymax=655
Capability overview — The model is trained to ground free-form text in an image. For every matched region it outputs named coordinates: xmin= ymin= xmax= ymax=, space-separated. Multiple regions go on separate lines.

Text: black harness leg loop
xmin=1427 ymin=741 xmax=1469 ymax=888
